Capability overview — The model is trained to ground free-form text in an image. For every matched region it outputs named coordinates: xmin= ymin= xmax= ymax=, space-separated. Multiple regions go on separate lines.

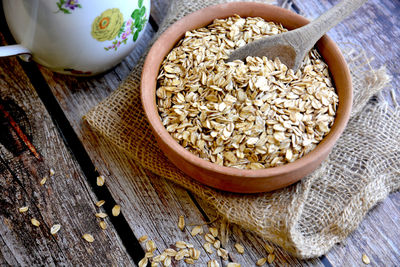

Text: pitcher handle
xmin=0 ymin=44 xmax=32 ymax=61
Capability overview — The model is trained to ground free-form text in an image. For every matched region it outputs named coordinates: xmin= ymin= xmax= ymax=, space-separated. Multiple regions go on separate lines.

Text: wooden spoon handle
xmin=296 ymin=0 xmax=368 ymax=52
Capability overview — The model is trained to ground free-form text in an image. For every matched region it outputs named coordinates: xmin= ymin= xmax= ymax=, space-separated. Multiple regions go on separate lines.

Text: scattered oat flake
xmin=227 ymin=263 xmax=241 ymax=267
xmin=163 ymin=256 xmax=171 ymax=266
xmin=50 ymin=224 xmax=61 ymax=235
xmin=146 ymin=240 xmax=156 ymax=252
xmin=256 ymin=257 xmax=267 ymax=266
xmin=153 ymin=254 xmax=164 ymax=262
xmin=145 ymin=251 xmax=154 ymax=258
xmin=190 ymin=247 xmax=201 ymax=260
xmin=178 ymin=215 xmax=185 ymax=230
xmin=95 ymin=212 xmax=108 ymax=218
xmin=362 ymin=253 xmax=370 ymax=264
xmin=267 ymin=253 xmax=276 ymax=264
xmin=40 ymin=176 xmax=47 ymax=186
xmin=164 ymin=248 xmax=177 ymax=257
xmin=217 ymin=247 xmax=228 ymax=260
xmin=176 ymin=241 xmax=187 ymax=249
xmin=175 ymin=248 xmax=189 ymax=260
xmin=191 ymin=225 xmax=202 ymax=236
xmin=139 ymin=235 xmax=148 ymax=242
xmin=138 ymin=256 xmax=148 ymax=267
xmin=96 ymin=175 xmax=105 ymax=186
xmin=213 ymin=240 xmax=221 ymax=249
xmin=49 ymin=168 xmax=55 ymax=176
xmin=19 ymin=206 xmax=29 ymax=213
xmin=82 ymin=233 xmax=94 ymax=243
xmin=205 ymin=233 xmax=215 ymax=243
xmin=234 ymin=243 xmax=244 ymax=254
xmin=112 ymin=205 xmax=121 ymax=216
xmin=263 ymin=244 xmax=274 ymax=254
xmin=203 ymin=242 xmax=213 ymax=254
xmin=185 ymin=258 xmax=195 ymax=264
xmin=209 ymin=227 xmax=218 ymax=237
xmin=31 ymin=218 xmax=40 ymax=227
xmin=208 ymin=259 xmax=220 ymax=267
xmin=95 ymin=200 xmax=105 ymax=207
xmin=99 ymin=221 xmax=107 ymax=230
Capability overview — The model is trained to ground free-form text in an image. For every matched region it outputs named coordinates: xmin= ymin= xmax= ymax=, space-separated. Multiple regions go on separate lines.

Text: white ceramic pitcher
xmin=1 ymin=0 xmax=150 ymax=75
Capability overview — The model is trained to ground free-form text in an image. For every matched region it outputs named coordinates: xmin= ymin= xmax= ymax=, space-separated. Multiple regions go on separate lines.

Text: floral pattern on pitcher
xmin=56 ymin=0 xmax=81 ymax=14
xmin=90 ymin=0 xmax=147 ymax=51
xmin=104 ymin=18 xmax=133 ymax=51
xmin=91 ymin=8 xmax=124 ymax=42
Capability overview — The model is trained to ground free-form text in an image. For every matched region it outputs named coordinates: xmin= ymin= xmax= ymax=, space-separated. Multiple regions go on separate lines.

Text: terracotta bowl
xmin=141 ymin=2 xmax=352 ymax=193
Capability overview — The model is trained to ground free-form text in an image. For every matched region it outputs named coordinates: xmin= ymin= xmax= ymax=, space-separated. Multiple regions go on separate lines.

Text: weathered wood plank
xmin=2 ymin=0 xmax=396 ymax=266
xmin=34 ymin=7 xmax=298 ymax=267
xmin=79 ymin=127 xmax=215 ymax=266
xmin=31 ymin=4 xmax=305 ymax=267
xmin=37 ymin=1 xmax=324 ymax=266
xmin=327 ymin=192 xmax=400 ymax=266
xmin=0 ymin=234 xmax=19 ymax=266
xmin=40 ymin=0 xmax=400 ymax=266
xmin=37 ymin=21 xmax=217 ymax=266
xmin=150 ymin=0 xmax=171 ymax=26
xmin=292 ymin=0 xmax=400 ymax=265
xmin=0 ymin=39 xmax=133 ymax=266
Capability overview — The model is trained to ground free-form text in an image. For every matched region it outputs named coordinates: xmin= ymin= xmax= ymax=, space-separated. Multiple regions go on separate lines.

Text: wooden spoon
xmin=227 ymin=0 xmax=367 ymax=71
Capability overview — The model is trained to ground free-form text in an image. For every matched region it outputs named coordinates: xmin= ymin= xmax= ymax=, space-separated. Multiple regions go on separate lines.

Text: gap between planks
xmin=17 ymin=57 xmax=147 ymax=266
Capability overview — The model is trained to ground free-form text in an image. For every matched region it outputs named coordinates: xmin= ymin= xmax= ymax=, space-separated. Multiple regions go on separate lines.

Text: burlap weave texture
xmin=85 ymin=0 xmax=400 ymax=258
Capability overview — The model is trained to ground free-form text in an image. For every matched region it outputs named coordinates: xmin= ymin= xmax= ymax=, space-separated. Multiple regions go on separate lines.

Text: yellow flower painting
xmin=91 ymin=8 xmax=124 ymax=42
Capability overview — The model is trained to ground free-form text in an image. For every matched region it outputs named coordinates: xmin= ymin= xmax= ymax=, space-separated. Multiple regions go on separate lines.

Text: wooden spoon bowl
xmin=141 ymin=2 xmax=352 ymax=193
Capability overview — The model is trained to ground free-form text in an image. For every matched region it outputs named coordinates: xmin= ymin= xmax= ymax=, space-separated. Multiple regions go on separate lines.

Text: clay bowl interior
xmin=141 ymin=2 xmax=352 ymax=193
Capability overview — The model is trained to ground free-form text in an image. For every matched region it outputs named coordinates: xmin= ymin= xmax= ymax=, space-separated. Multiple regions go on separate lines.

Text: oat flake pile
xmin=85 ymin=0 xmax=400 ymax=258
xmin=156 ymin=16 xmax=338 ymax=169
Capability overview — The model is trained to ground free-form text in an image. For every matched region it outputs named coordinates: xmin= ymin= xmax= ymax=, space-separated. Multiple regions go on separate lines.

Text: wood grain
xmin=292 ymin=0 xmax=400 ymax=265
xmin=78 ymin=126 xmax=215 ymax=266
xmin=0 ymin=40 xmax=133 ymax=266
xmin=150 ymin=0 xmax=172 ymax=26
xmin=35 ymin=0 xmax=400 ymax=266
xmin=327 ymin=194 xmax=400 ymax=266
xmin=36 ymin=1 xmax=326 ymax=266
xmin=1 ymin=0 xmax=399 ymax=266
xmin=0 ymin=235 xmax=19 ymax=266
xmin=37 ymin=20 xmax=217 ymax=266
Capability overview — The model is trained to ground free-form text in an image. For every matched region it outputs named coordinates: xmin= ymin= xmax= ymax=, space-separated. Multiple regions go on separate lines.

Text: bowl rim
xmin=141 ymin=2 xmax=352 ymax=179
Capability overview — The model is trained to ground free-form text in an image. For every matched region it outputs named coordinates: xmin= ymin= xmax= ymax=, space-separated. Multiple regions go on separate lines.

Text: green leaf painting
xmin=133 ymin=30 xmax=140 ymax=41
xmin=131 ymin=9 xmax=140 ymax=20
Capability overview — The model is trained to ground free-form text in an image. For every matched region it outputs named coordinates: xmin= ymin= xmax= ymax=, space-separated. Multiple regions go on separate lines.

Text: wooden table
xmin=1 ymin=0 xmax=399 ymax=266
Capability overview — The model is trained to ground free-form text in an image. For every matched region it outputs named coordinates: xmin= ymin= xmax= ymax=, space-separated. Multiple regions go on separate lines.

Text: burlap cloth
xmin=85 ymin=0 xmax=400 ymax=259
